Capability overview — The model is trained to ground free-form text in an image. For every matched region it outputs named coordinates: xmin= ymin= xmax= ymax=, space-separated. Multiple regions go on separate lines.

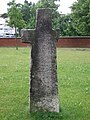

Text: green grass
xmin=0 ymin=47 xmax=90 ymax=120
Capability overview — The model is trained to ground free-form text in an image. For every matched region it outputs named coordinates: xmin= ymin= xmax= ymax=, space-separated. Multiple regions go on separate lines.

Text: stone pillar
xmin=21 ymin=8 xmax=59 ymax=112
xmin=30 ymin=9 xmax=59 ymax=112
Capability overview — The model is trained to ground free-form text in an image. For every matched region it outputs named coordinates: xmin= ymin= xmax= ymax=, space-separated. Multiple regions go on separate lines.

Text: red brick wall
xmin=0 ymin=37 xmax=90 ymax=47
xmin=57 ymin=36 xmax=90 ymax=48
xmin=0 ymin=38 xmax=30 ymax=47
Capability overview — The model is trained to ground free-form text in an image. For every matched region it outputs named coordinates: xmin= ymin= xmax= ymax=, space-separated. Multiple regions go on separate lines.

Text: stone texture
xmin=21 ymin=8 xmax=59 ymax=112
xmin=21 ymin=29 xmax=35 ymax=44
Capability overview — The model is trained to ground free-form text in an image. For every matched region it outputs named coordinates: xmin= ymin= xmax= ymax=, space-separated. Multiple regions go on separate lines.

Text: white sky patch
xmin=0 ymin=0 xmax=77 ymax=14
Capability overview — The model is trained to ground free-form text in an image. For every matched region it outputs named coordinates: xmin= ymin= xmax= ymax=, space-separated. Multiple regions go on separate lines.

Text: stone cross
xmin=21 ymin=8 xmax=59 ymax=112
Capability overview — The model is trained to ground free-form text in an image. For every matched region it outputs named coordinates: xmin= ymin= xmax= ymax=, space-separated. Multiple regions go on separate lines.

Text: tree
xmin=7 ymin=0 xmax=26 ymax=49
xmin=21 ymin=0 xmax=60 ymax=29
xmin=58 ymin=14 xmax=71 ymax=36
xmin=20 ymin=0 xmax=36 ymax=29
xmin=58 ymin=14 xmax=79 ymax=36
xmin=21 ymin=0 xmax=33 ymax=23
xmin=36 ymin=0 xmax=60 ymax=8
xmin=71 ymin=0 xmax=90 ymax=36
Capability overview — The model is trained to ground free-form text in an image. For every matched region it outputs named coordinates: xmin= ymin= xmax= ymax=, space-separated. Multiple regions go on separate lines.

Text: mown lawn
xmin=0 ymin=47 xmax=90 ymax=120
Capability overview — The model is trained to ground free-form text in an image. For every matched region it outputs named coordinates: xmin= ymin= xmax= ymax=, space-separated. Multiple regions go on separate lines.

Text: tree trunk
xmin=15 ymin=27 xmax=18 ymax=50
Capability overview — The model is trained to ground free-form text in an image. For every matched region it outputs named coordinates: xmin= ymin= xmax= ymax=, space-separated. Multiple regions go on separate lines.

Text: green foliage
xmin=21 ymin=0 xmax=36 ymax=29
xmin=58 ymin=14 xmax=78 ymax=36
xmin=20 ymin=0 xmax=60 ymax=29
xmin=58 ymin=14 xmax=71 ymax=36
xmin=36 ymin=0 xmax=60 ymax=9
xmin=5 ymin=0 xmax=90 ymax=36
xmin=0 ymin=48 xmax=90 ymax=120
xmin=7 ymin=0 xmax=26 ymax=33
xmin=71 ymin=0 xmax=90 ymax=36
xmin=21 ymin=0 xmax=32 ymax=23
xmin=59 ymin=0 xmax=90 ymax=36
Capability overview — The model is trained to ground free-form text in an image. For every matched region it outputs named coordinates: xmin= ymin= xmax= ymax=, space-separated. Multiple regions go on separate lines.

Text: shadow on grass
xmin=30 ymin=112 xmax=62 ymax=120
xmin=29 ymin=107 xmax=70 ymax=120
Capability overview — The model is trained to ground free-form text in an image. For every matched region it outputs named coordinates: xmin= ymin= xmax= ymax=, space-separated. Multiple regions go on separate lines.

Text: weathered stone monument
xmin=21 ymin=8 xmax=59 ymax=112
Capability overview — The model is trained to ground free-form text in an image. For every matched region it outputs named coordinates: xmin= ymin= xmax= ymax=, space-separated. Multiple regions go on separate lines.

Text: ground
xmin=0 ymin=47 xmax=90 ymax=120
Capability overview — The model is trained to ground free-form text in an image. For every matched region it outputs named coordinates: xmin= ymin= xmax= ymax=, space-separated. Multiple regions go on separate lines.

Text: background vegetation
xmin=1 ymin=0 xmax=90 ymax=36
xmin=0 ymin=47 xmax=90 ymax=120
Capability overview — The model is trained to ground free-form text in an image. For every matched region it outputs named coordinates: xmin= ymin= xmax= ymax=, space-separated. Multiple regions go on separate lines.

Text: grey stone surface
xmin=21 ymin=8 xmax=59 ymax=112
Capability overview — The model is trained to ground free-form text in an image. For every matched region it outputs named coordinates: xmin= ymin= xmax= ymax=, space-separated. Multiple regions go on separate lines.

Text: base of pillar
xmin=30 ymin=96 xmax=59 ymax=112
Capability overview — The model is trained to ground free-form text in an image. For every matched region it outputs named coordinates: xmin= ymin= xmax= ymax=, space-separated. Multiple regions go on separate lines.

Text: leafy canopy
xmin=71 ymin=0 xmax=90 ymax=36
xmin=7 ymin=0 xmax=25 ymax=29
